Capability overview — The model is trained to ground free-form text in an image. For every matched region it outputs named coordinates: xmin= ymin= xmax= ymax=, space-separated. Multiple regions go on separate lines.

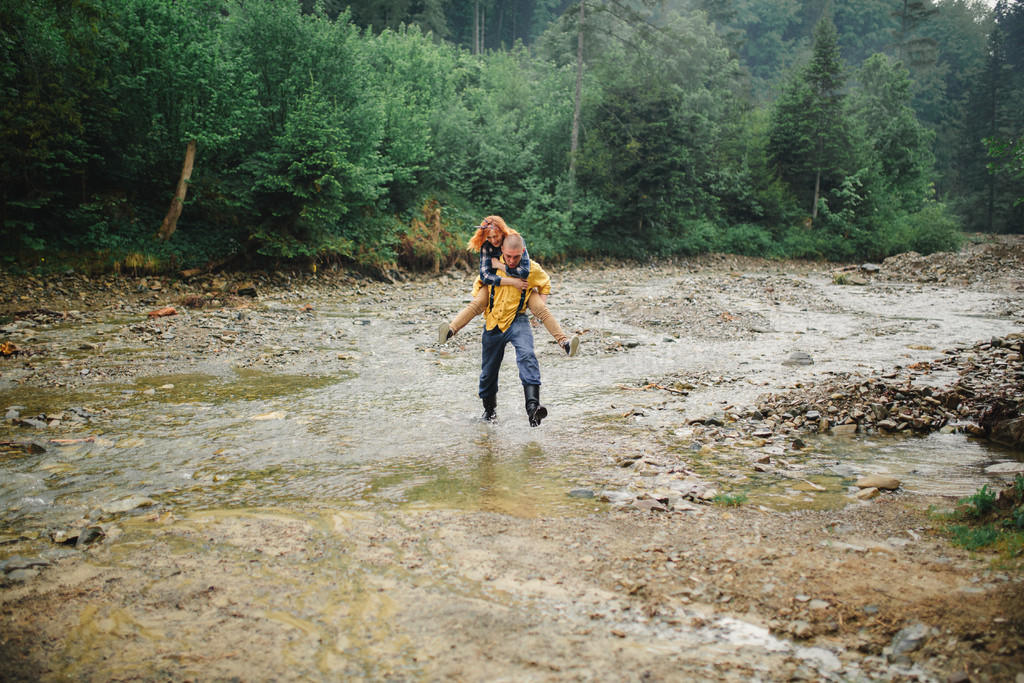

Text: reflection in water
xmin=382 ymin=437 xmax=595 ymax=518
xmin=672 ymin=429 xmax=1022 ymax=512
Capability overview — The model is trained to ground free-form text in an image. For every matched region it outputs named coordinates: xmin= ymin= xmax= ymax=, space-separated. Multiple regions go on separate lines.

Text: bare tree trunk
xmin=474 ymin=1 xmax=482 ymax=54
xmin=568 ymin=0 xmax=585 ymax=217
xmin=157 ymin=140 xmax=197 ymax=241
xmin=811 ymin=170 xmax=821 ymax=220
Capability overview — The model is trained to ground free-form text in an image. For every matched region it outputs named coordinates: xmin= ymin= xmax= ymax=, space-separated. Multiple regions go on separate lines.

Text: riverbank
xmin=1 ymin=236 xmax=1022 ymax=681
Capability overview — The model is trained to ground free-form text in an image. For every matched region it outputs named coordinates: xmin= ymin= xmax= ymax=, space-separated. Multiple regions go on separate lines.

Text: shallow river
xmin=2 ymin=264 xmax=1021 ymax=532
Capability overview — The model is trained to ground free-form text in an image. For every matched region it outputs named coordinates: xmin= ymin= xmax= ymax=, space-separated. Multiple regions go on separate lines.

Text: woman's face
xmin=484 ymin=228 xmax=503 ymax=248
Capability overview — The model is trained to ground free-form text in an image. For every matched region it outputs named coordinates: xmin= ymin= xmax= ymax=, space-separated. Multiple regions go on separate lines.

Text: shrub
xmin=960 ymin=484 xmax=997 ymax=518
xmin=712 ymin=223 xmax=776 ymax=257
xmin=948 ymin=524 xmax=1000 ymax=550
xmin=895 ymin=202 xmax=963 ymax=255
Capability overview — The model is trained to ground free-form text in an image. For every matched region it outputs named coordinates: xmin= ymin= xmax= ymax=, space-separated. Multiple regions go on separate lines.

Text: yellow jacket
xmin=472 ymin=259 xmax=552 ymax=332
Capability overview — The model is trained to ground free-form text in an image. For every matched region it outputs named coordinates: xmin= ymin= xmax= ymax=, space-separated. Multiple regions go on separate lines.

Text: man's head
xmin=502 ymin=233 xmax=525 ymax=270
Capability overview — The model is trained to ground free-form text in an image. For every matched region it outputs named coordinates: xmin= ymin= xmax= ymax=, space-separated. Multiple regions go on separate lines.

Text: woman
xmin=438 ymin=215 xmax=579 ymax=357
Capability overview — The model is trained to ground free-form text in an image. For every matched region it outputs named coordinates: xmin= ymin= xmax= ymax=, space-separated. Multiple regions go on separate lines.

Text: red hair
xmin=467 ymin=215 xmax=518 ymax=252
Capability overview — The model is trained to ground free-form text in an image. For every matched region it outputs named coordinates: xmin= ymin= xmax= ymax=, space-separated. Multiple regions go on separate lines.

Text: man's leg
xmin=508 ymin=315 xmax=546 ymax=426
xmin=478 ymin=326 xmax=507 ymax=420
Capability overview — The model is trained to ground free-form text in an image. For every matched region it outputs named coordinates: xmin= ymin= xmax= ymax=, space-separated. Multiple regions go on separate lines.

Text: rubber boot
xmin=480 ymin=395 xmax=497 ymax=422
xmin=524 ymin=384 xmax=547 ymax=427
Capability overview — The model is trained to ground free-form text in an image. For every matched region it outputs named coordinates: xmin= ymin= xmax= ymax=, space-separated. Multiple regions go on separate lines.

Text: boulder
xmin=989 ymin=417 xmax=1024 ymax=449
xmin=855 ymin=475 xmax=901 ymax=491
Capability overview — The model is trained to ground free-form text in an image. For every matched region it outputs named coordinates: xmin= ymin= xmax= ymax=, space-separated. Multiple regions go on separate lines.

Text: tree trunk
xmin=474 ymin=1 xmax=479 ymax=54
xmin=157 ymin=140 xmax=197 ymax=241
xmin=568 ymin=0 xmax=585 ymax=217
xmin=811 ymin=169 xmax=821 ymax=219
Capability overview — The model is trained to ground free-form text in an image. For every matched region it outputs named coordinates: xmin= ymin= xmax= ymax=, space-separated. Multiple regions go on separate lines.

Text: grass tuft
xmin=712 ymin=492 xmax=748 ymax=507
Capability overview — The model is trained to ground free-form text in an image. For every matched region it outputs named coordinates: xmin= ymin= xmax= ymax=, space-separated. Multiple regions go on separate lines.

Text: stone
xmin=890 ymin=622 xmax=931 ymax=660
xmin=876 ymin=419 xmax=899 ymax=431
xmin=831 ymin=424 xmax=858 ymax=436
xmin=856 ymin=487 xmax=880 ymax=500
xmin=100 ymin=495 xmax=157 ymax=514
xmin=6 ymin=569 xmax=40 ymax=581
xmin=984 ymin=462 xmax=1024 ymax=474
xmin=568 ymin=488 xmax=595 ymax=499
xmin=598 ymin=491 xmax=630 ymax=507
xmin=989 ymin=417 xmax=1024 ymax=449
xmin=829 ymin=464 xmax=856 ymax=477
xmin=788 ymin=620 xmax=813 ymax=639
xmin=1 ymin=556 xmax=51 ymax=573
xmin=855 ymin=475 xmax=901 ymax=490
xmin=782 ymin=352 xmax=814 ymax=366
xmin=76 ymin=525 xmax=105 ymax=548
xmin=632 ymin=499 xmax=668 ymax=512
xmin=51 ymin=527 xmax=82 ymax=544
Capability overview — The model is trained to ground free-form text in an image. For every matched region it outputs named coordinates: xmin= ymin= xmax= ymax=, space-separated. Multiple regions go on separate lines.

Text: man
xmin=474 ymin=233 xmax=551 ymax=427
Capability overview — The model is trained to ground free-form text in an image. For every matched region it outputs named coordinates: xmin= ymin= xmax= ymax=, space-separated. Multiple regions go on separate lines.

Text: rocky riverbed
xmin=1 ymin=235 xmax=1023 ymax=681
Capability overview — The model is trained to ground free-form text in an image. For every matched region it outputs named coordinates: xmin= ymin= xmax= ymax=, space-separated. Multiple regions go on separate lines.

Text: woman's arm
xmin=478 ymin=243 xmax=503 ymax=287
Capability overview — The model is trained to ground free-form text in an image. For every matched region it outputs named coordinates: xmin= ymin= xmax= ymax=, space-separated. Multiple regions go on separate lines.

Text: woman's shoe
xmin=437 ymin=322 xmax=453 ymax=344
xmin=562 ymin=335 xmax=580 ymax=357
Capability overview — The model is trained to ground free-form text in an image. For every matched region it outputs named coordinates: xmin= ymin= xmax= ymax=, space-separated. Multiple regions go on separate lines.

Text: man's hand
xmin=500 ymin=277 xmax=528 ymax=291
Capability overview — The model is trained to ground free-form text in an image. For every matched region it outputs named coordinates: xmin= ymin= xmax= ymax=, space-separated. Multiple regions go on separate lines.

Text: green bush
xmin=960 ymin=484 xmax=997 ymax=518
xmin=712 ymin=223 xmax=777 ymax=257
xmin=896 ymin=202 xmax=963 ymax=255
xmin=949 ymin=524 xmax=1000 ymax=550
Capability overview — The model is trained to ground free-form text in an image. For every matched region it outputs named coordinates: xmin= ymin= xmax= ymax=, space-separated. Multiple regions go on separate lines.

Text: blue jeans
xmin=479 ymin=314 xmax=541 ymax=399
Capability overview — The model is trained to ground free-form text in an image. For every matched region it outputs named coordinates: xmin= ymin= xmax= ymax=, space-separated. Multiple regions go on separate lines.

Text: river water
xmin=2 ymin=264 xmax=1021 ymax=533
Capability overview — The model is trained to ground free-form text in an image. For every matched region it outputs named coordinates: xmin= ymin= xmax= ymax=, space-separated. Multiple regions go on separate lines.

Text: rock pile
xmin=877 ymin=237 xmax=1024 ymax=290
xmin=743 ymin=333 xmax=1024 ymax=449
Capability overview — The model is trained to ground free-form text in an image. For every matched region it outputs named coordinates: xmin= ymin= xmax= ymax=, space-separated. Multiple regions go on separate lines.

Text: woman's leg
xmin=449 ymin=287 xmax=489 ymax=335
xmin=526 ymin=292 xmax=568 ymax=345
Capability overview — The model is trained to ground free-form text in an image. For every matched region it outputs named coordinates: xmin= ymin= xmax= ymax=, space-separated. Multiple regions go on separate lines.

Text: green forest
xmin=2 ymin=0 xmax=1022 ymax=272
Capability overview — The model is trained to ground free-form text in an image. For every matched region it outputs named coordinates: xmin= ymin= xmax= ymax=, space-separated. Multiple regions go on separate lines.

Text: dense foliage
xmin=1 ymin=0 xmax=1020 ymax=271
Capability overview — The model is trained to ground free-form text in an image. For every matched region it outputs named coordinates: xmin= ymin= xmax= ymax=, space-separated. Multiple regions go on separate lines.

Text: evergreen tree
xmin=851 ymin=54 xmax=935 ymax=212
xmin=963 ymin=0 xmax=1022 ymax=232
xmin=768 ymin=15 xmax=854 ymax=220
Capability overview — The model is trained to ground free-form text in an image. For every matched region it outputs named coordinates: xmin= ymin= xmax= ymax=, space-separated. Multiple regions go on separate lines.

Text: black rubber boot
xmin=524 ymin=384 xmax=547 ymax=427
xmin=480 ymin=395 xmax=497 ymax=422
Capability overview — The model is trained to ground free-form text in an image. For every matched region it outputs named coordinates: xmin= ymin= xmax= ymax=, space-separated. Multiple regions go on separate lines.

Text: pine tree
xmin=768 ymin=14 xmax=854 ymax=219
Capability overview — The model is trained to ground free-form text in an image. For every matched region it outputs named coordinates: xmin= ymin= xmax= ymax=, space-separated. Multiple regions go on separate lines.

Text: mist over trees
xmin=1 ymin=0 xmax=1021 ymax=271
